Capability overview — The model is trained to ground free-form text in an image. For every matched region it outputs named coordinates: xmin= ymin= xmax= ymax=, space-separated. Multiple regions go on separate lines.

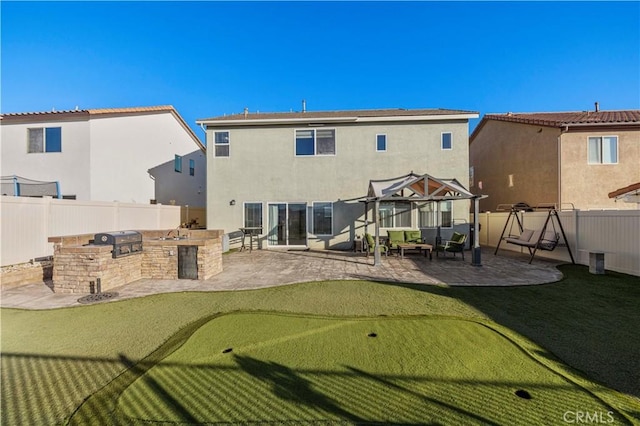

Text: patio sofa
xmin=387 ymin=230 xmax=423 ymax=252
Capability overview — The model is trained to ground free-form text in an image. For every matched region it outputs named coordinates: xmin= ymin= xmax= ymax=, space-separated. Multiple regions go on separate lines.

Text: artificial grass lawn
xmin=81 ymin=314 xmax=626 ymax=425
xmin=1 ymin=265 xmax=639 ymax=425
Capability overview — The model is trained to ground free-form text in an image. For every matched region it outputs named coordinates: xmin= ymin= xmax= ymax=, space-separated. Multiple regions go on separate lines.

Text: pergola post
xmin=374 ymin=199 xmax=381 ymax=266
xmin=472 ymin=197 xmax=482 ymax=266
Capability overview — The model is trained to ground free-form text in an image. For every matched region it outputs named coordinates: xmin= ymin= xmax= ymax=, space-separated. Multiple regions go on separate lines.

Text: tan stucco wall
xmin=560 ymin=129 xmax=640 ymax=210
xmin=206 ymin=120 xmax=471 ymax=248
xmin=469 ymin=120 xmax=560 ymax=212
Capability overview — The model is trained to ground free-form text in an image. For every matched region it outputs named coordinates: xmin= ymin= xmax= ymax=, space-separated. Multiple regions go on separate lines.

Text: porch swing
xmin=494 ymin=205 xmax=575 ymax=264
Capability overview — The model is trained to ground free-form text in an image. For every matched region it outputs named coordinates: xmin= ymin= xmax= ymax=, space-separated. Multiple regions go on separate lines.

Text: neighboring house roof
xmin=1 ymin=105 xmax=205 ymax=152
xmin=470 ymin=109 xmax=640 ymax=142
xmin=197 ymin=108 xmax=479 ymax=126
xmin=608 ymin=182 xmax=640 ymax=199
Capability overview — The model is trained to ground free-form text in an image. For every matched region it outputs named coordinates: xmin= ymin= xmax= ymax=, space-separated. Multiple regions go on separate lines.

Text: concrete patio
xmin=0 ymin=248 xmax=563 ymax=310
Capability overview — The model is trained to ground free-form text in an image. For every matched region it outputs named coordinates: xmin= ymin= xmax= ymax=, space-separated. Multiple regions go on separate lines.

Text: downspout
xmin=55 ymin=181 xmax=61 ymax=199
xmin=13 ymin=175 xmax=19 ymax=196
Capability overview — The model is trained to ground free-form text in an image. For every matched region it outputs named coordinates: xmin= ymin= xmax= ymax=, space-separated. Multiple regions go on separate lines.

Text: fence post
xmin=114 ymin=202 xmax=120 ymax=230
xmin=44 ymin=197 xmax=52 ymax=256
xmin=573 ymin=209 xmax=580 ymax=263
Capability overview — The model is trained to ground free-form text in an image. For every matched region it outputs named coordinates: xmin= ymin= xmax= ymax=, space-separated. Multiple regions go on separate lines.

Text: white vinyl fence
xmin=0 ymin=196 xmax=181 ymax=266
xmin=476 ymin=209 xmax=640 ymax=276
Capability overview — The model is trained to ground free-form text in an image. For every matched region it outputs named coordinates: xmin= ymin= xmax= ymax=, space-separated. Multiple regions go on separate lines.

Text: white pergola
xmin=361 ymin=172 xmax=487 ymax=266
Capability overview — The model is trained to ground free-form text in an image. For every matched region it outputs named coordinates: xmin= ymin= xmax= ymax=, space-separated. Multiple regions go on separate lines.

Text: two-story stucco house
xmin=1 ymin=105 xmax=205 ymax=203
xmin=197 ymin=107 xmax=478 ymax=249
xmin=469 ymin=108 xmax=640 ymax=212
xmin=147 ymin=149 xmax=206 ymax=208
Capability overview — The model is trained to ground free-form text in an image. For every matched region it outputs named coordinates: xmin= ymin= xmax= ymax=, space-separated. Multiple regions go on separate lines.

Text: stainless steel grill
xmin=94 ymin=231 xmax=143 ymax=258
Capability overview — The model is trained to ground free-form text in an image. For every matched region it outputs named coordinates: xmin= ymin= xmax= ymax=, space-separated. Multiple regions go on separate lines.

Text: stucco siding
xmin=148 ymin=149 xmax=206 ymax=207
xmin=560 ymin=129 xmax=640 ymax=210
xmin=469 ymin=120 xmax=560 ymax=211
xmin=89 ymin=112 xmax=199 ymax=203
xmin=1 ymin=119 xmax=92 ymax=199
xmin=207 ymin=120 xmax=471 ymax=248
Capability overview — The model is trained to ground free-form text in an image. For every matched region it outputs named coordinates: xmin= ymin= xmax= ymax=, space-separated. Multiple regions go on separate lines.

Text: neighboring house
xmin=469 ymin=108 xmax=640 ymax=212
xmin=147 ymin=149 xmax=206 ymax=208
xmin=196 ymin=107 xmax=478 ymax=249
xmin=0 ymin=106 xmax=205 ymax=203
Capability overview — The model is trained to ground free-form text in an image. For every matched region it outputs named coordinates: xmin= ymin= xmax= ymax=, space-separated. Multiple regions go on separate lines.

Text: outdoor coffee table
xmin=397 ymin=243 xmax=433 ymax=260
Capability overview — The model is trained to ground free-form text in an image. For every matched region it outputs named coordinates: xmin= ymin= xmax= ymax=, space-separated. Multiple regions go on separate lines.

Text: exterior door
xmin=268 ymin=203 xmax=307 ymax=246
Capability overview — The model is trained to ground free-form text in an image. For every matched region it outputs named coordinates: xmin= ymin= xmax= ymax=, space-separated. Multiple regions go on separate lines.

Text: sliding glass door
xmin=267 ymin=203 xmax=307 ymax=246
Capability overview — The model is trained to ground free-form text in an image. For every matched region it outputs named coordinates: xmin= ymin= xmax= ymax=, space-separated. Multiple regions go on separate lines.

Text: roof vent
xmin=302 ymin=99 xmax=306 ymax=113
xmin=244 ymin=107 xmax=248 ymax=118
xmin=594 ymin=102 xmax=600 ymax=112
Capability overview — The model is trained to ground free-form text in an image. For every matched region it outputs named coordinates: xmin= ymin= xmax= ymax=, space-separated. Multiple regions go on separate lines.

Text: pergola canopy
xmin=361 ymin=172 xmax=486 ymax=267
xmin=366 ymin=172 xmax=478 ymax=202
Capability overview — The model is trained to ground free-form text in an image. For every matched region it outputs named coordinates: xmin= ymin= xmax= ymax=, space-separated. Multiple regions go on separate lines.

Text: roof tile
xmin=484 ymin=110 xmax=640 ymax=127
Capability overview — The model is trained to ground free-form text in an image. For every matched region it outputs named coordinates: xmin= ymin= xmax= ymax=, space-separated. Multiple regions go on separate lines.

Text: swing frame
xmin=494 ymin=205 xmax=575 ymax=264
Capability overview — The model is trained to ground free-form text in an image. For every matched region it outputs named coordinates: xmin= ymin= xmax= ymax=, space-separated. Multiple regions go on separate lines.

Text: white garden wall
xmin=0 ymin=196 xmax=180 ymax=266
xmin=476 ymin=210 xmax=640 ymax=276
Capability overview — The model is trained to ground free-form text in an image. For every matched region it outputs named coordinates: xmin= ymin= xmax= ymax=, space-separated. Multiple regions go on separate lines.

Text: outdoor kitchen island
xmin=48 ymin=229 xmax=223 ymax=293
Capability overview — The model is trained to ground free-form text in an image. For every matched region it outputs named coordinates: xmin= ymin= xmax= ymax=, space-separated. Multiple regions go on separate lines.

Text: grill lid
xmin=94 ymin=231 xmax=142 ymax=245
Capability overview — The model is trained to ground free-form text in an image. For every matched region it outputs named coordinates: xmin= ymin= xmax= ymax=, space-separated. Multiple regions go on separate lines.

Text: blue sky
xmin=2 ymin=1 xmax=639 ymax=138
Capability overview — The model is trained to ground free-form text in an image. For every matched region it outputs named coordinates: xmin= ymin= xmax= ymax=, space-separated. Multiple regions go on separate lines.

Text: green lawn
xmin=1 ymin=265 xmax=639 ymax=425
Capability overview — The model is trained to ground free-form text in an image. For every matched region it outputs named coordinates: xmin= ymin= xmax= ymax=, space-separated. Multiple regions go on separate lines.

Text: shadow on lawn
xmin=363 ymin=263 xmax=640 ymax=400
xmin=5 ymin=350 xmax=609 ymax=426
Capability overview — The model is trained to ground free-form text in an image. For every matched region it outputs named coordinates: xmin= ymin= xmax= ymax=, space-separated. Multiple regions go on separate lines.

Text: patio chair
xmin=435 ymin=232 xmax=467 ymax=260
xmin=364 ymin=233 xmax=389 ymax=257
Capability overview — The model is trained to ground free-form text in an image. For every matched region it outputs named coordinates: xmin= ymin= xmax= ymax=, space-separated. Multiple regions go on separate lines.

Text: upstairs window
xmin=376 ymin=134 xmax=387 ymax=152
xmin=189 ymin=159 xmax=195 ymax=176
xmin=28 ymin=127 xmax=62 ymax=153
xmin=174 ymin=155 xmax=182 ymax=173
xmin=441 ymin=132 xmax=452 ymax=150
xmin=214 ymin=131 xmax=230 ymax=157
xmin=588 ymin=136 xmax=617 ymax=164
xmin=295 ymin=129 xmax=336 ymax=156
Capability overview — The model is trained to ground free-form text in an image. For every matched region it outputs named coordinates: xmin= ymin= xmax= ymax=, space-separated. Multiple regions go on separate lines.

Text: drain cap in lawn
xmin=222 ymin=348 xmax=233 ymax=354
xmin=367 ymin=332 xmax=377 ymax=338
xmin=515 ymin=389 xmax=532 ymax=399
xmin=77 ymin=292 xmax=119 ymax=304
